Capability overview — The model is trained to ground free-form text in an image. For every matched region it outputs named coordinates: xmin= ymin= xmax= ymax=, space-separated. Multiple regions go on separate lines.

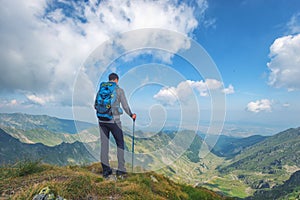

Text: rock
xmin=150 ymin=175 xmax=158 ymax=183
xmin=257 ymin=180 xmax=270 ymax=189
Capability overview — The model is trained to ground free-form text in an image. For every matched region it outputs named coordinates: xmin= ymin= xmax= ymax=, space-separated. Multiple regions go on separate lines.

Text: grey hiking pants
xmin=99 ymin=122 xmax=126 ymax=173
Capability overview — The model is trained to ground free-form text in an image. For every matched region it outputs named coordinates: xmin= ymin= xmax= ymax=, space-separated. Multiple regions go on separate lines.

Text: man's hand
xmin=132 ymin=113 xmax=136 ymax=121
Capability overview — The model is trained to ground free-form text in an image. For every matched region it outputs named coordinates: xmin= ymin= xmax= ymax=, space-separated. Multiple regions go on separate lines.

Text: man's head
xmin=109 ymin=73 xmax=119 ymax=83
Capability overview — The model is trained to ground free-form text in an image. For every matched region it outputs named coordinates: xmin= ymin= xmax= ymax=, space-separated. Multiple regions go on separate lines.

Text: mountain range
xmin=246 ymin=170 xmax=300 ymax=200
xmin=0 ymin=112 xmax=299 ymax=199
xmin=0 ymin=128 xmax=96 ymax=165
xmin=0 ymin=112 xmax=95 ymax=134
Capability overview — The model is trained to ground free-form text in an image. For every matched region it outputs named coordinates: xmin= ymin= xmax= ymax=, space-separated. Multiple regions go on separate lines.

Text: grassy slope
xmin=0 ymin=161 xmax=233 ymax=200
xmin=211 ymin=135 xmax=267 ymax=158
xmin=217 ymin=128 xmax=300 ymax=191
xmin=0 ymin=128 xmax=97 ymax=166
xmin=220 ymin=128 xmax=300 ymax=172
xmin=208 ymin=127 xmax=300 ymax=199
xmin=0 ymin=113 xmax=95 ymax=134
xmin=1 ymin=126 xmax=99 ymax=146
xmin=125 ymin=132 xmax=252 ymax=198
xmin=245 ymin=170 xmax=300 ymax=200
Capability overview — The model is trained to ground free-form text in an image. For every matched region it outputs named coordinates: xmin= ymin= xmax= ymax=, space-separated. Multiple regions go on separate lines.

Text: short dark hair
xmin=109 ymin=73 xmax=119 ymax=81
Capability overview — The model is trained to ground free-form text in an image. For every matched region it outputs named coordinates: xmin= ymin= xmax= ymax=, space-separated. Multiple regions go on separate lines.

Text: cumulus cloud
xmin=187 ymin=79 xmax=223 ymax=96
xmin=153 ymin=86 xmax=178 ymax=106
xmin=154 ymin=79 xmax=234 ymax=105
xmin=223 ymin=84 xmax=235 ymax=94
xmin=26 ymin=94 xmax=54 ymax=106
xmin=267 ymin=33 xmax=300 ymax=91
xmin=246 ymin=99 xmax=272 ymax=113
xmin=0 ymin=0 xmax=209 ymax=106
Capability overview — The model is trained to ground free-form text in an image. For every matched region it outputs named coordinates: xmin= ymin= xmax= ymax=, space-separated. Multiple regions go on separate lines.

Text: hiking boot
xmin=102 ymin=169 xmax=112 ymax=178
xmin=116 ymin=170 xmax=127 ymax=177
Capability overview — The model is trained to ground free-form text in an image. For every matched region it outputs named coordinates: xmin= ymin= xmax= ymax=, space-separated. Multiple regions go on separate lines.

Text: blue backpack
xmin=95 ymin=82 xmax=118 ymax=121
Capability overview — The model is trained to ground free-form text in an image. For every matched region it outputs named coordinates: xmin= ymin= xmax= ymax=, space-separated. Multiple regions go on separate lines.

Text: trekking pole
xmin=131 ymin=118 xmax=135 ymax=173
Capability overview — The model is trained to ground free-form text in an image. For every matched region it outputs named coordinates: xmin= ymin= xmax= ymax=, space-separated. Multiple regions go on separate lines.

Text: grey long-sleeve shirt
xmin=98 ymin=85 xmax=133 ymax=123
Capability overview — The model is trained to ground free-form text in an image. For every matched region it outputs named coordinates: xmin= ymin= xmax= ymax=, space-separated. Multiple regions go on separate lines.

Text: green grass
xmin=0 ymin=159 xmax=46 ymax=179
xmin=182 ymin=185 xmax=232 ymax=200
xmin=0 ymin=161 xmax=233 ymax=200
xmin=202 ymin=175 xmax=251 ymax=198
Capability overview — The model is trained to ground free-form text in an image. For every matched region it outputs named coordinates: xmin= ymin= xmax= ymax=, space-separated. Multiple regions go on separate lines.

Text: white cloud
xmin=246 ymin=99 xmax=272 ymax=113
xmin=287 ymin=12 xmax=300 ymax=34
xmin=10 ymin=99 xmax=18 ymax=106
xmin=223 ymin=84 xmax=235 ymax=94
xmin=205 ymin=79 xmax=223 ymax=90
xmin=267 ymin=33 xmax=300 ymax=91
xmin=187 ymin=79 xmax=227 ymax=96
xmin=154 ymin=79 xmax=233 ymax=105
xmin=282 ymin=103 xmax=290 ymax=108
xmin=0 ymin=98 xmax=33 ymax=109
xmin=186 ymin=80 xmax=208 ymax=96
xmin=0 ymin=0 xmax=209 ymax=106
xmin=153 ymin=86 xmax=178 ymax=106
xmin=96 ymin=0 xmax=199 ymax=34
xmin=0 ymin=99 xmax=19 ymax=108
xmin=26 ymin=94 xmax=54 ymax=106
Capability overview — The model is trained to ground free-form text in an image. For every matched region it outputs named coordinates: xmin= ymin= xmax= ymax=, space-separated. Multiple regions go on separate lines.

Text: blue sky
xmin=0 ymin=0 xmax=299 ymax=133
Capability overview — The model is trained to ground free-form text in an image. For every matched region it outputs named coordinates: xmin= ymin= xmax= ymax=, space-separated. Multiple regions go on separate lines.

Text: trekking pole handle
xmin=132 ymin=113 xmax=136 ymax=121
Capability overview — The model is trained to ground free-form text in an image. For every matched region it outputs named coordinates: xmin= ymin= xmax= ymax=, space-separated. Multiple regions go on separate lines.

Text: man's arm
xmin=119 ymin=88 xmax=132 ymax=116
xmin=119 ymin=88 xmax=136 ymax=120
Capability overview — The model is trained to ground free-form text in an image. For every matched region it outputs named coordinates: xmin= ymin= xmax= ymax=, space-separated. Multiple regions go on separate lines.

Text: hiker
xmin=94 ymin=73 xmax=136 ymax=178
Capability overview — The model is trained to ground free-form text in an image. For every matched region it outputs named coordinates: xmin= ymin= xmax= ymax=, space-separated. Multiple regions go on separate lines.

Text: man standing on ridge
xmin=94 ymin=72 xmax=136 ymax=178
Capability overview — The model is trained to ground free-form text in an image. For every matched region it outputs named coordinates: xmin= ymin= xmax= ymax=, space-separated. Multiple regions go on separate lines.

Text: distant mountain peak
xmin=0 ymin=112 xmax=95 ymax=134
